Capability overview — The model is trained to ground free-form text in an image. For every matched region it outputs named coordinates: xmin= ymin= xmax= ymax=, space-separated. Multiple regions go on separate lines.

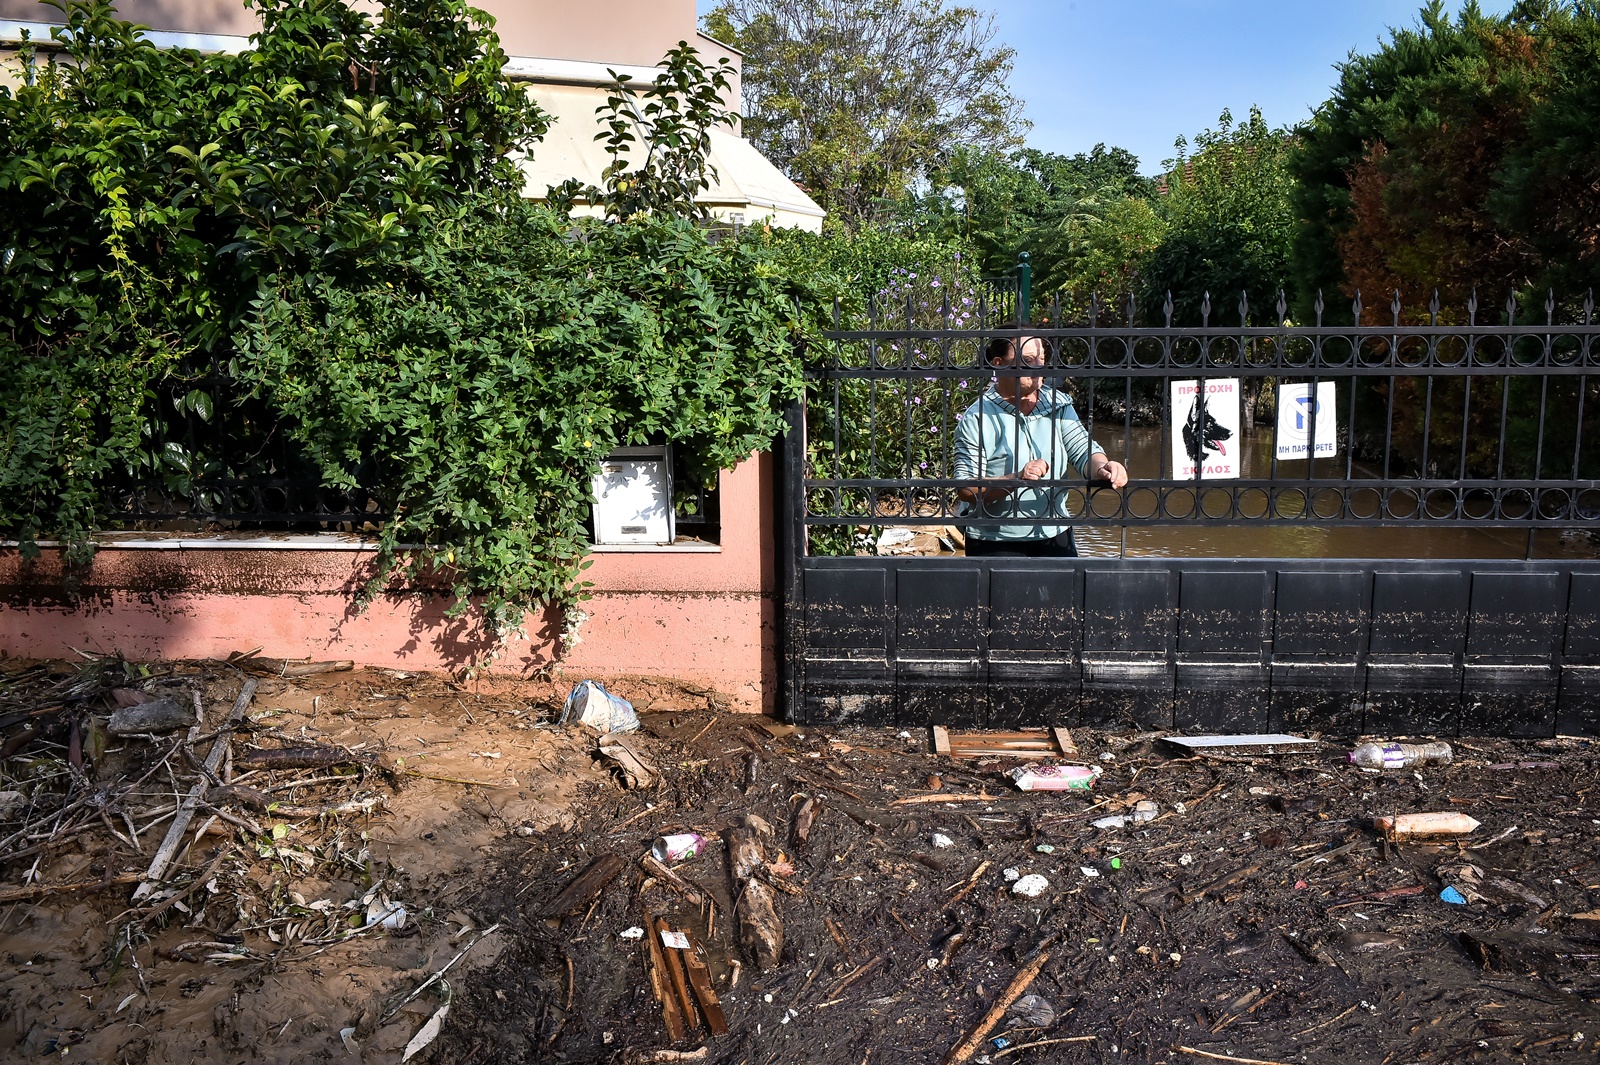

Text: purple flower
xmin=913 ymin=396 xmax=923 ymax=405
xmin=919 ymin=461 xmax=928 ymax=469
xmin=953 ymin=252 xmax=962 ymax=261
xmin=909 ymin=273 xmax=917 ymax=279
xmin=930 ymin=426 xmax=940 ymax=434
xmin=959 ymin=379 xmax=968 ymax=388
xmin=931 ymin=278 xmax=942 ymax=288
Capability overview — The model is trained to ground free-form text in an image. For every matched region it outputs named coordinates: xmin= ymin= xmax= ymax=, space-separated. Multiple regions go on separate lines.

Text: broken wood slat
xmin=678 ymin=933 xmax=729 ymax=1036
xmin=133 ymin=677 xmax=258 ymax=901
xmin=543 ymin=853 xmax=627 ymax=917
xmin=638 ymin=853 xmax=708 ymax=906
xmin=643 ymin=912 xmax=688 ymax=1042
xmin=932 ymin=726 xmax=1076 ymax=760
xmin=233 ymin=657 xmax=355 ymax=677
xmin=0 ymin=873 xmax=141 ymax=904
xmin=944 ymin=949 xmax=1052 ymax=1064
xmin=653 ymin=918 xmax=705 ymax=1033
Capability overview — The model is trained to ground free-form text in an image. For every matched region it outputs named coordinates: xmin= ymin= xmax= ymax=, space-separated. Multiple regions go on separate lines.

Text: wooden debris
xmin=725 ymin=817 xmax=784 ymax=971
xmin=1375 ymin=812 xmax=1481 ymax=839
xmin=890 ymin=792 xmax=1000 ymax=806
xmin=643 ymin=911 xmax=688 ymax=1042
xmin=233 ymin=657 xmax=355 ymax=677
xmin=678 ymin=930 xmax=729 ymax=1036
xmin=638 ymin=853 xmax=708 ymax=906
xmin=543 ymin=853 xmax=627 ymax=917
xmin=133 ymin=677 xmax=257 ymax=901
xmin=0 ymin=873 xmax=141 ymax=904
xmin=944 ymin=949 xmax=1052 ymax=1064
xmin=653 ymin=917 xmax=704 ymax=1032
xmin=629 ymin=1049 xmax=707 ymax=1064
xmin=826 ymin=953 xmax=883 ymax=999
xmin=792 ymin=796 xmax=820 ymax=847
xmin=929 ymin=726 xmax=1077 ymax=760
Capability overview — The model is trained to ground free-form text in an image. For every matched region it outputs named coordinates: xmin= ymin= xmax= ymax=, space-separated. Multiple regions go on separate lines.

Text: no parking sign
xmin=1276 ymin=382 xmax=1338 ymax=460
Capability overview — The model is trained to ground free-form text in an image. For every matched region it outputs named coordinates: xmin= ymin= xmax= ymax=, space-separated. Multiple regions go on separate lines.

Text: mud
xmin=3 ymin=659 xmax=1599 ymax=1064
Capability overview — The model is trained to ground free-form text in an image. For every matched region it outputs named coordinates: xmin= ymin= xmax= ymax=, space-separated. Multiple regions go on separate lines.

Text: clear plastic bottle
xmin=1347 ymin=741 xmax=1453 ymax=769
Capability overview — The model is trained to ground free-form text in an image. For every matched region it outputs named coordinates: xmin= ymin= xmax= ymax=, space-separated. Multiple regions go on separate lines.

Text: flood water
xmin=1072 ymin=425 xmax=1597 ymax=561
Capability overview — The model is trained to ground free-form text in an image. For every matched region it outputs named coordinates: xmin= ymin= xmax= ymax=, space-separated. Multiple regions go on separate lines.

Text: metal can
xmin=652 ymin=832 xmax=704 ymax=862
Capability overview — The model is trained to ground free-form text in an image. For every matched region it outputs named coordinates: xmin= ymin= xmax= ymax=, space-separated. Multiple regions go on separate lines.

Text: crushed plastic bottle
xmin=1347 ymin=741 xmax=1452 ymax=770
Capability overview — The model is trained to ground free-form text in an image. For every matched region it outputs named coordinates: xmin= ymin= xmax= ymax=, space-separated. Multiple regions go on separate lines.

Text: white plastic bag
xmin=560 ymin=680 xmax=640 ymax=733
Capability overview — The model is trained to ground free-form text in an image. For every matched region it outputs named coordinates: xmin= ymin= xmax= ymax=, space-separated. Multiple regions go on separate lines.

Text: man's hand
xmin=1018 ymin=459 xmax=1049 ymax=481
xmin=1087 ymin=453 xmax=1129 ymax=489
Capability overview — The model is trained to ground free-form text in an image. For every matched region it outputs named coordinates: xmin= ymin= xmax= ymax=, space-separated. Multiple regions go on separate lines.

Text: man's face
xmin=1003 ymin=337 xmax=1046 ymax=391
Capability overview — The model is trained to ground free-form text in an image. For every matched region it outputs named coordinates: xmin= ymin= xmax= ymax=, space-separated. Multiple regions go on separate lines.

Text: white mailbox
xmin=591 ymin=446 xmax=675 ymax=545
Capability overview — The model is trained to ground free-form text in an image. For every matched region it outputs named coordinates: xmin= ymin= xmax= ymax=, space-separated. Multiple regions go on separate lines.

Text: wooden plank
xmin=644 ymin=912 xmax=688 ymax=1041
xmin=654 ymin=917 xmax=703 ymax=1033
xmin=680 ymin=932 xmax=729 ymax=1036
xmin=543 ymin=853 xmax=627 ymax=917
xmin=935 ymin=727 xmax=1078 ymax=761
xmin=948 ymin=739 xmax=1051 ymax=751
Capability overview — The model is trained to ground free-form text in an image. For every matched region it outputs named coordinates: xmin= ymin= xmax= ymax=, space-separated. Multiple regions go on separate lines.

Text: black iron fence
xmin=802 ymin=289 xmax=1600 ymax=552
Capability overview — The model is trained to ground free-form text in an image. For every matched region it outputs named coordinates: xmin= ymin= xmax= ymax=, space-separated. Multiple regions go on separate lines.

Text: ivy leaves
xmin=0 ymin=0 xmax=829 ymax=651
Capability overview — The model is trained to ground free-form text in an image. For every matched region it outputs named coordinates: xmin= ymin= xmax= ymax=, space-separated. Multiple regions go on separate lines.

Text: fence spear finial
xmin=1429 ymin=288 xmax=1440 ymax=325
xmin=1276 ymin=289 xmax=1287 ymax=324
xmin=1545 ymin=288 xmax=1556 ymax=326
xmin=1238 ymin=290 xmax=1250 ymax=326
xmin=1391 ymin=289 xmax=1402 ymax=326
xmin=1314 ymin=288 xmax=1325 ymax=327
xmin=1505 ymin=291 xmax=1517 ymax=326
xmin=1586 ymin=289 xmax=1595 ymax=326
xmin=1352 ymin=290 xmax=1363 ymax=326
xmin=1164 ymin=290 xmax=1174 ymax=327
xmin=1201 ymin=290 xmax=1211 ymax=327
xmin=1468 ymin=287 xmax=1478 ymax=325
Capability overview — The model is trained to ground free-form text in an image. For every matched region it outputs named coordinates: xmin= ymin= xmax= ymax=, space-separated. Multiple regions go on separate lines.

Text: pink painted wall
xmin=0 ymin=453 xmax=779 ymax=712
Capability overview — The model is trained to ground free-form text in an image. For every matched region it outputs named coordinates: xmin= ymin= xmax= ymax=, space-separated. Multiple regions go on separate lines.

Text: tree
xmin=1140 ymin=107 xmax=1298 ymax=325
xmin=881 ymin=144 xmax=1156 ymax=301
xmin=1289 ymin=0 xmax=1600 ymax=311
xmin=702 ymin=0 xmax=1025 ymax=226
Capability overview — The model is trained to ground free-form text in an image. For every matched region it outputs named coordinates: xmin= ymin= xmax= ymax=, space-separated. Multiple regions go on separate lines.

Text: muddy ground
xmin=2 ymin=658 xmax=1599 ymax=1065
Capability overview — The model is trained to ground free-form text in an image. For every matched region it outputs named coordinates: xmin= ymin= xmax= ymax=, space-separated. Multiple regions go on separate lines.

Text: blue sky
xmin=697 ymin=0 xmax=1516 ymax=174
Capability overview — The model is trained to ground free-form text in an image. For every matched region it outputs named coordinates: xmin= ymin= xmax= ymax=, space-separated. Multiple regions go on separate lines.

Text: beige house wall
xmin=0 ymin=0 xmax=258 ymax=35
xmin=2 ymin=0 xmax=741 ymax=108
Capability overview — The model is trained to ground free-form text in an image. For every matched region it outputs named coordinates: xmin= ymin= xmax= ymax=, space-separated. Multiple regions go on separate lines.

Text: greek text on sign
xmin=1171 ymin=379 xmax=1241 ymax=480
xmin=1276 ymin=382 xmax=1338 ymax=460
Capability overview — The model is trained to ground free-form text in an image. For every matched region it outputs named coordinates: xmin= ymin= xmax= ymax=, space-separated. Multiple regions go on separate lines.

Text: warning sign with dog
xmin=1171 ymin=379 xmax=1241 ymax=480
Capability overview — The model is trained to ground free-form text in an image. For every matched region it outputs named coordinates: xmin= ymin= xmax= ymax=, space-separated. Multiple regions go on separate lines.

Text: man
xmin=953 ymin=336 xmax=1129 ymax=556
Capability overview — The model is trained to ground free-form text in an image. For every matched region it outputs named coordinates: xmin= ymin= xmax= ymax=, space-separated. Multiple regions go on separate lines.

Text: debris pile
xmin=5 ymin=658 xmax=1600 ymax=1065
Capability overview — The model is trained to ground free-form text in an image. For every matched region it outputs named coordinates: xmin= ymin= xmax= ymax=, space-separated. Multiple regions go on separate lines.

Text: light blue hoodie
xmin=953 ymin=384 xmax=1102 ymax=541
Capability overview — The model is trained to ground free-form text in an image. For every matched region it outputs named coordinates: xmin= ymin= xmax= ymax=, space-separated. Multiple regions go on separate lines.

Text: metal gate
xmin=779 ymin=289 xmax=1600 ymax=735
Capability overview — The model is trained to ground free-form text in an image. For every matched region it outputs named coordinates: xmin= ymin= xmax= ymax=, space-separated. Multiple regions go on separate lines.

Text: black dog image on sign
xmin=1183 ymin=397 xmax=1232 ymax=465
